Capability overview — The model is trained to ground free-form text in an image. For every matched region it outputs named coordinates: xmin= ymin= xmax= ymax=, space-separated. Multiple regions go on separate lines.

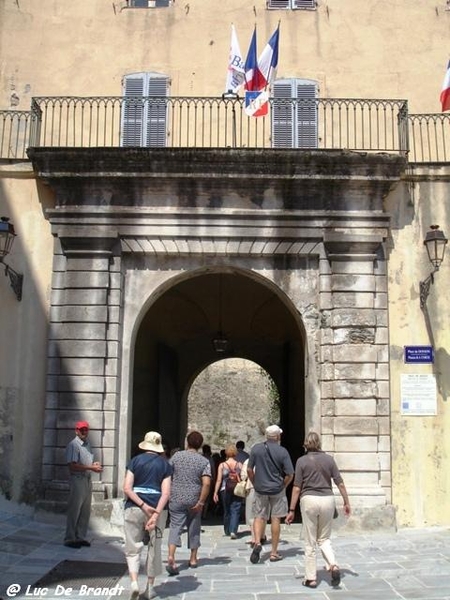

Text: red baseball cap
xmin=75 ymin=421 xmax=89 ymax=430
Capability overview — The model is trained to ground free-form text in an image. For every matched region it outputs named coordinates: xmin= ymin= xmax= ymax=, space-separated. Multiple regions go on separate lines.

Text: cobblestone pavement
xmin=0 ymin=506 xmax=450 ymax=600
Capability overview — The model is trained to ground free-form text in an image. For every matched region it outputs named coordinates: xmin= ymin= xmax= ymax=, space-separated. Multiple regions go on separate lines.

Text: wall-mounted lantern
xmin=0 ymin=217 xmax=23 ymax=301
xmin=419 ymin=225 xmax=448 ymax=309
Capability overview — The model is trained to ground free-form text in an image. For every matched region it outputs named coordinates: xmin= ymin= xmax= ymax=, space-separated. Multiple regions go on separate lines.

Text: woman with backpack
xmin=213 ymin=443 xmax=243 ymax=539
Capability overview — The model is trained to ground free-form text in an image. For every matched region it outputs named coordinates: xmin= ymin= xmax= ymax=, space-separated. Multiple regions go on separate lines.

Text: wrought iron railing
xmin=0 ymin=110 xmax=36 ymax=159
xmin=24 ymin=96 xmax=408 ymax=154
xmin=408 ymin=113 xmax=450 ymax=162
xmin=1 ymin=97 xmax=448 ymax=162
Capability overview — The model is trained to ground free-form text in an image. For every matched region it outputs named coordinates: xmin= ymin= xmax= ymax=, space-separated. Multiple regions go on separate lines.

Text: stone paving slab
xmin=0 ymin=508 xmax=450 ymax=600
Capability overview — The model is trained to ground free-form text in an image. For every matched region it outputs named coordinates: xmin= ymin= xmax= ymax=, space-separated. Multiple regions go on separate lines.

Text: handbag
xmin=234 ymin=479 xmax=248 ymax=498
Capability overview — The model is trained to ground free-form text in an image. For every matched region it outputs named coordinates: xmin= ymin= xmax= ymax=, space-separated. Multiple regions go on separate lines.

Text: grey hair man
xmin=247 ymin=425 xmax=294 ymax=564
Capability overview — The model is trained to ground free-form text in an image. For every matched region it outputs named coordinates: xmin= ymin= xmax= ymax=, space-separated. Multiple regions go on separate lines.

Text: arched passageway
xmin=132 ymin=268 xmax=307 ymax=461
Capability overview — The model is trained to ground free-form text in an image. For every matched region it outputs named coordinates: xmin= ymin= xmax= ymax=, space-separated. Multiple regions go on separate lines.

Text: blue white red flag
xmin=244 ymin=90 xmax=270 ymax=117
xmin=244 ymin=28 xmax=265 ymax=92
xmin=257 ymin=25 xmax=280 ymax=89
xmin=440 ymin=60 xmax=450 ymax=112
xmin=225 ymin=25 xmax=245 ymax=94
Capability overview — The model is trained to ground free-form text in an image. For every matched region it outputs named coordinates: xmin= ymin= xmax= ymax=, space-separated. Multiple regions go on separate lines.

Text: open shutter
xmin=295 ymin=80 xmax=318 ymax=148
xmin=272 ymin=78 xmax=318 ymax=148
xmin=121 ymin=72 xmax=169 ymax=147
xmin=146 ymin=75 xmax=168 ymax=147
xmin=122 ymin=75 xmax=145 ymax=147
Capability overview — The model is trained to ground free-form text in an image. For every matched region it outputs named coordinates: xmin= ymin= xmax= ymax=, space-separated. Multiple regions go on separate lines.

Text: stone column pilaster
xmin=320 ymin=235 xmax=391 ymax=512
xmin=41 ymin=235 xmax=121 ymax=506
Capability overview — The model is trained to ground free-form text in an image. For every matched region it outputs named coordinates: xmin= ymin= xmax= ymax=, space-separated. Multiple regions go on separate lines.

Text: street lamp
xmin=212 ymin=274 xmax=229 ymax=353
xmin=0 ymin=216 xmax=23 ymax=301
xmin=419 ymin=224 xmax=448 ymax=309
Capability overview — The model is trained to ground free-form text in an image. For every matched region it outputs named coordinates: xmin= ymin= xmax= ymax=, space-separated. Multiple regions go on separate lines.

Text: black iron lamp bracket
xmin=1 ymin=260 xmax=23 ymax=301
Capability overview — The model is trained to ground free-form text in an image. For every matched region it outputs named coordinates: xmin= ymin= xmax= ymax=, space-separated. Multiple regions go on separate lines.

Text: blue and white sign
xmin=404 ymin=346 xmax=434 ymax=364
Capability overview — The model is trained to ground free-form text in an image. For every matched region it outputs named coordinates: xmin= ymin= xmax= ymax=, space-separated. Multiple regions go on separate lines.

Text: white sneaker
xmin=230 ymin=533 xmax=237 ymax=539
xmin=130 ymin=581 xmax=139 ymax=597
xmin=143 ymin=585 xmax=157 ymax=600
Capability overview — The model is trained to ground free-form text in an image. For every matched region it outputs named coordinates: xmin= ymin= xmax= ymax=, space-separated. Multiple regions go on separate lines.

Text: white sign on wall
xmin=400 ymin=373 xmax=437 ymax=415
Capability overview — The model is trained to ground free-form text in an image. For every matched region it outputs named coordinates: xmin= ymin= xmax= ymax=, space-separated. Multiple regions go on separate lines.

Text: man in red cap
xmin=64 ymin=421 xmax=102 ymax=548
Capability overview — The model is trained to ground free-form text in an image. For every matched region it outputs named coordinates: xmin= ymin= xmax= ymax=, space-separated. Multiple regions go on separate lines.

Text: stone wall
xmin=187 ymin=358 xmax=279 ymax=454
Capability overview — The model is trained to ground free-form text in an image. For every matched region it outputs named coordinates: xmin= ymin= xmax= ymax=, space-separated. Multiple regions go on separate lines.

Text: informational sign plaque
xmin=404 ymin=346 xmax=434 ymax=364
xmin=400 ymin=374 xmax=437 ymax=415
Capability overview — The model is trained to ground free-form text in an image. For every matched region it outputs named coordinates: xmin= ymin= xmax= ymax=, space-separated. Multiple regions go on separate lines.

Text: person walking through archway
xmin=123 ymin=431 xmax=173 ymax=599
xmin=166 ymin=431 xmax=211 ymax=573
xmin=285 ymin=431 xmax=351 ymax=589
xmin=247 ymin=425 xmax=294 ymax=563
xmin=213 ymin=444 xmax=243 ymax=539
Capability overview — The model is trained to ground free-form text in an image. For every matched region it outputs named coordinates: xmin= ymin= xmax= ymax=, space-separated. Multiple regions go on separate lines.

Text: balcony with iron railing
xmin=0 ymin=95 xmax=447 ymax=162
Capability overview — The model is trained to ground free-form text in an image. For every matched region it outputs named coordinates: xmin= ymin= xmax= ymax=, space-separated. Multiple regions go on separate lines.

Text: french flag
xmin=440 ymin=60 xmax=450 ymax=112
xmin=244 ymin=26 xmax=280 ymax=117
xmin=257 ymin=25 xmax=280 ymax=89
xmin=244 ymin=28 xmax=265 ymax=92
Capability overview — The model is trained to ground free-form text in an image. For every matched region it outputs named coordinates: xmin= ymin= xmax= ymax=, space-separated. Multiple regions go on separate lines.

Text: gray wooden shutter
xmin=267 ymin=0 xmax=290 ymax=8
xmin=272 ymin=81 xmax=295 ymax=148
xmin=121 ymin=73 xmax=169 ymax=147
xmin=295 ymin=80 xmax=318 ymax=148
xmin=267 ymin=0 xmax=316 ymax=8
xmin=272 ymin=78 xmax=318 ymax=148
xmin=122 ymin=75 xmax=145 ymax=147
xmin=146 ymin=75 xmax=168 ymax=148
xmin=293 ymin=0 xmax=316 ymax=8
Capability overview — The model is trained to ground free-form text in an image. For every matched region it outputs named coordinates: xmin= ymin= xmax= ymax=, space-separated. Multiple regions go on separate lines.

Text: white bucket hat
xmin=265 ymin=424 xmax=283 ymax=438
xmin=138 ymin=431 xmax=164 ymax=453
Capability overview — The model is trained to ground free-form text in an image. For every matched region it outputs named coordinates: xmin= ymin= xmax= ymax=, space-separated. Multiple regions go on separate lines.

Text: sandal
xmin=269 ymin=554 xmax=283 ymax=562
xmin=250 ymin=543 xmax=262 ymax=564
xmin=331 ymin=566 xmax=341 ymax=586
xmin=302 ymin=579 xmax=317 ymax=588
xmin=165 ymin=557 xmax=179 ymax=576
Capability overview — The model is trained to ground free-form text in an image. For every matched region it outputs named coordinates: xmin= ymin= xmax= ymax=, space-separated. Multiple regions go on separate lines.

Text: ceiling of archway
xmin=138 ymin=272 xmax=303 ymax=353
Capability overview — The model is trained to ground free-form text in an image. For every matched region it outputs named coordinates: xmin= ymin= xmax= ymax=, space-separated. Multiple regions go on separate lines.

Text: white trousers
xmin=124 ymin=507 xmax=168 ymax=578
xmin=300 ymin=495 xmax=337 ymax=581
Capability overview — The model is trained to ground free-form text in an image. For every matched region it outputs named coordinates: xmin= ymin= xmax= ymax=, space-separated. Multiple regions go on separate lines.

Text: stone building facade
xmin=0 ymin=0 xmax=449 ymax=528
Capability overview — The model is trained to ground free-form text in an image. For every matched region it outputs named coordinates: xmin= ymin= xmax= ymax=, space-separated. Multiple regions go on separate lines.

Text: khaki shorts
xmin=253 ymin=489 xmax=288 ymax=520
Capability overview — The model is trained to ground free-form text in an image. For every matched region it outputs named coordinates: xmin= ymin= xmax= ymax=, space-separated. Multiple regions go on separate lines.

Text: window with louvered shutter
xmin=121 ymin=72 xmax=169 ymax=147
xmin=129 ymin=0 xmax=171 ymax=7
xmin=272 ymin=78 xmax=318 ymax=149
xmin=267 ymin=0 xmax=316 ymax=9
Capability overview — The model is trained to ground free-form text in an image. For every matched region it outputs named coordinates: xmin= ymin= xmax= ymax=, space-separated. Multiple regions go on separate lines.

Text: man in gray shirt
xmin=247 ymin=425 xmax=294 ymax=564
xmin=64 ymin=420 xmax=102 ymax=548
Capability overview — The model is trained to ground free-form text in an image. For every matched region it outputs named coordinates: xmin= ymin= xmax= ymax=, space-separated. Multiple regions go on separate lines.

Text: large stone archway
xmin=128 ymin=267 xmax=308 ymax=461
xmin=30 ymin=147 xmax=405 ymax=526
